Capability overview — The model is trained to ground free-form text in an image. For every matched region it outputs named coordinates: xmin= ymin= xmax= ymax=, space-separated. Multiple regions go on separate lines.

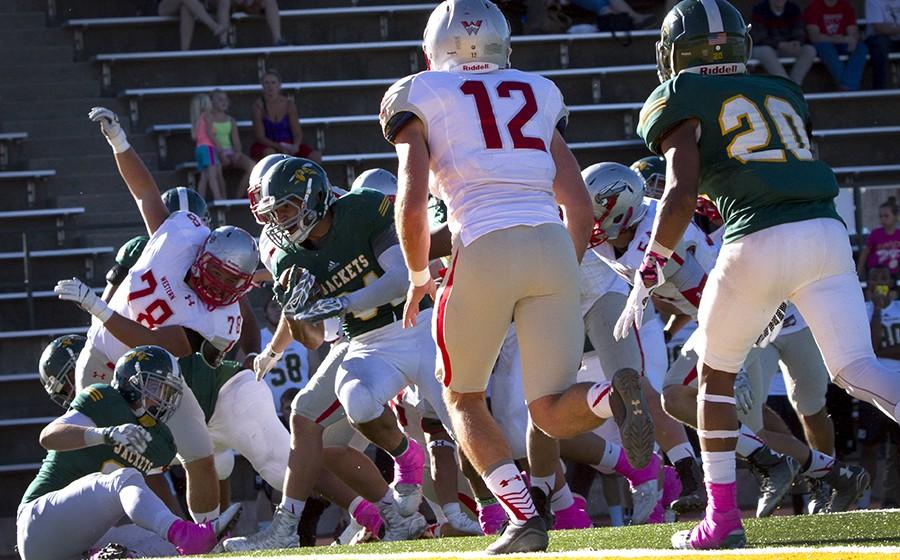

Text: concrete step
xmin=29 ymin=151 xmax=157 ymax=175
xmin=0 ymin=45 xmax=74 ymax=65
xmin=0 ymin=11 xmax=46 ymax=30
xmin=1 ymin=27 xmax=71 ymax=47
xmin=0 ymin=97 xmax=122 ymax=123
xmin=0 ymin=61 xmax=97 ymax=84
xmin=0 ymin=79 xmax=99 ymax=102
xmin=23 ymin=134 xmax=155 ymax=158
xmin=0 ymin=0 xmax=50 ymax=12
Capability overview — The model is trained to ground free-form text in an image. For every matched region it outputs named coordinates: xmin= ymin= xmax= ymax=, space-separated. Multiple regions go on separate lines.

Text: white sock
xmin=666 ymin=442 xmax=697 ymax=464
xmin=119 ymin=479 xmax=179 ymax=538
xmin=734 ymin=424 xmax=765 ymax=458
xmin=587 ymin=382 xmax=614 ymax=419
xmin=608 ymin=504 xmax=624 ymax=527
xmin=189 ymin=505 xmax=219 ymax=524
xmin=280 ymin=496 xmax=305 ymax=517
xmin=803 ymin=450 xmax=835 ymax=478
xmin=858 ymin=488 xmax=872 ymax=509
xmin=701 ymin=451 xmax=736 ymax=485
xmin=484 ymin=462 xmax=537 ymax=526
xmin=531 ymin=473 xmax=556 ymax=496
xmin=550 ymin=483 xmax=575 ymax=512
xmin=443 ymin=502 xmax=461 ymax=516
xmin=593 ymin=441 xmax=621 ymax=472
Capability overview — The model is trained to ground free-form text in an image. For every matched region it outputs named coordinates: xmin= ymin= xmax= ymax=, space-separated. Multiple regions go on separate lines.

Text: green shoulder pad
xmin=637 ymin=74 xmax=703 ymax=155
xmin=115 ymin=236 xmax=150 ymax=269
xmin=70 ymin=384 xmax=128 ymax=423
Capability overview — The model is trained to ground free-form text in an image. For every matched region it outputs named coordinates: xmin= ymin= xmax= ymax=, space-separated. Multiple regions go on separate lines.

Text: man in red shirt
xmin=804 ymin=0 xmax=869 ymax=90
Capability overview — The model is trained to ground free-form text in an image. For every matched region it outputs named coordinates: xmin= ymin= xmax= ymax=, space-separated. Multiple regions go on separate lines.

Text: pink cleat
xmin=671 ymin=506 xmax=745 ymax=549
xmin=662 ymin=465 xmax=682 ymax=508
xmin=477 ymin=501 xmax=507 ymax=535
xmin=553 ymin=495 xmax=593 ymax=530
xmin=615 ymin=450 xmax=660 ymax=487
xmin=168 ymin=502 xmax=242 ymax=555
xmin=352 ymin=499 xmax=384 ymax=537
xmin=647 ymin=501 xmax=666 ymax=524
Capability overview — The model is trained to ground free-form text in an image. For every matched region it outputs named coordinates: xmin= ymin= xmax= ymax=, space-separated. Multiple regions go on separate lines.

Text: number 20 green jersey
xmin=637 ymin=73 xmax=842 ymax=244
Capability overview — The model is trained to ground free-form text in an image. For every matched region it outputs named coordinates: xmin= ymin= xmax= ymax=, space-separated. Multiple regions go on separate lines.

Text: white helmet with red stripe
xmin=581 ymin=162 xmax=648 ymax=247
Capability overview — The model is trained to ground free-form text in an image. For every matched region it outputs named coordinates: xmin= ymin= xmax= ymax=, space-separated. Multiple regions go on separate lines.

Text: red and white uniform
xmin=89 ymin=212 xmax=241 ymax=362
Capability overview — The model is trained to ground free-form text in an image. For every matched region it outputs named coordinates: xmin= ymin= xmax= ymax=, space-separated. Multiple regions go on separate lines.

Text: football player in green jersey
xmin=17 ymin=345 xmax=241 ymax=559
xmin=617 ymin=0 xmax=900 ymax=549
xmin=226 ymin=157 xmax=459 ymax=552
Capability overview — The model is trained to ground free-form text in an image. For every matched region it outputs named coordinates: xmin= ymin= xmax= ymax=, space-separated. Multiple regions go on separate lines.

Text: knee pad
xmin=338 ymin=379 xmax=383 ymax=424
xmin=214 ymin=450 xmax=235 ymax=480
xmin=833 ymin=357 xmax=900 ymax=422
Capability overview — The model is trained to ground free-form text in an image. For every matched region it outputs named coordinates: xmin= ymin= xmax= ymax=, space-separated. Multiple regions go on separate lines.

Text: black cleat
xmin=485 ymin=516 xmax=549 ymax=555
xmin=610 ymin=368 xmax=655 ymax=469
xmin=746 ymin=447 xmax=799 ymax=518
xmin=671 ymin=457 xmax=707 ymax=514
xmin=529 ymin=486 xmax=555 ymax=530
xmin=825 ymin=462 xmax=870 ymax=512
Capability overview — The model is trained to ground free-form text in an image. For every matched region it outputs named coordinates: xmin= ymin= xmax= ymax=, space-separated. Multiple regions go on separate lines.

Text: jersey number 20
xmin=719 ymin=95 xmax=812 ymax=163
xmin=461 ymin=80 xmax=547 ymax=152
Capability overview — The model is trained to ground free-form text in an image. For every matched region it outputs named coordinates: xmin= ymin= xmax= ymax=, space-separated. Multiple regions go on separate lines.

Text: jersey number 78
xmin=461 ymin=80 xmax=547 ymax=152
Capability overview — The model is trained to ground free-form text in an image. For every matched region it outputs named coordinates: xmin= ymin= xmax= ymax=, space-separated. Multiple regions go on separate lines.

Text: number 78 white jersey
xmin=381 ymin=69 xmax=569 ymax=247
xmin=88 ymin=212 xmax=242 ymax=363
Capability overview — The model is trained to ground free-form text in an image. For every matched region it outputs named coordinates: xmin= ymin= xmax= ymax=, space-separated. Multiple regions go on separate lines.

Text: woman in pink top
xmin=858 ymin=198 xmax=900 ymax=279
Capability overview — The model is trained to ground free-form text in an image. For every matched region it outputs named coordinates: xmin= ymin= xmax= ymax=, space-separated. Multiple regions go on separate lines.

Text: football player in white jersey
xmin=55 ymin=107 xmax=259 ymax=526
xmin=385 ymin=0 xmax=654 ymax=552
xmin=630 ymin=158 xmax=869 ymax=514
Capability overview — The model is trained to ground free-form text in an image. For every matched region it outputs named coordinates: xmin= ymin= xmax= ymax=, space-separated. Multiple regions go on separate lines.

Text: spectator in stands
xmin=750 ymin=0 xmax=818 ymax=86
xmin=231 ymin=0 xmax=287 ymax=46
xmin=865 ymin=0 xmax=900 ymax=89
xmin=857 ymin=197 xmax=900 ymax=279
xmin=804 ymin=0 xmax=868 ymax=90
xmin=566 ymin=0 xmax=655 ymax=30
xmin=190 ymin=93 xmax=226 ymax=201
xmin=158 ymin=0 xmax=229 ymax=50
xmin=211 ymin=90 xmax=254 ymax=196
xmin=249 ymin=69 xmax=322 ymax=164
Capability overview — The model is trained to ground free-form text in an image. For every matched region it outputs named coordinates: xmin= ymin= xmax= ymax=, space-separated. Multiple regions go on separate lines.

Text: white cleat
xmin=379 ymin=501 xmax=427 ymax=542
xmin=392 ymin=482 xmax=424 ymax=517
xmin=333 ymin=518 xmax=365 ymax=546
xmin=446 ymin=509 xmax=483 ymax=535
xmin=222 ymin=505 xmax=300 ymax=552
xmin=629 ymin=479 xmax=659 ymax=525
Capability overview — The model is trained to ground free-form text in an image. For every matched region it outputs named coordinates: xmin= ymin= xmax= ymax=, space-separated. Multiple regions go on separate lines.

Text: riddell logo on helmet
xmin=461 ymin=20 xmax=482 ymax=35
xmin=461 ymin=63 xmax=491 ymax=71
xmin=699 ymin=63 xmax=741 ymax=75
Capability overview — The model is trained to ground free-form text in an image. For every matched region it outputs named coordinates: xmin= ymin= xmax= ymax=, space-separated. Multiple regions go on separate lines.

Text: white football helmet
xmin=423 ymin=0 xmax=511 ymax=73
xmin=581 ymin=162 xmax=648 ymax=246
xmin=351 ymin=168 xmax=398 ymax=199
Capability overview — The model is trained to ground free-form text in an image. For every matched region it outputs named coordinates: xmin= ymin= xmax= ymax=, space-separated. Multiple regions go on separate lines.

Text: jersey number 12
xmin=461 ymin=80 xmax=547 ymax=152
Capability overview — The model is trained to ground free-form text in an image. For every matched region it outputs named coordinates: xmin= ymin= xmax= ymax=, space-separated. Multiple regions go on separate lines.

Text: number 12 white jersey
xmin=88 ymin=211 xmax=242 ymax=363
xmin=381 ymin=69 xmax=569 ymax=247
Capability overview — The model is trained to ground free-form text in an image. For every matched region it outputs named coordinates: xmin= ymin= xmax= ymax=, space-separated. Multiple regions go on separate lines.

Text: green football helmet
xmin=656 ymin=0 xmax=751 ymax=83
xmin=630 ymin=156 xmax=667 ymax=199
xmin=112 ymin=345 xmax=184 ymax=423
xmin=38 ymin=334 xmax=86 ymax=408
xmin=162 ymin=186 xmax=210 ymax=227
xmin=257 ymin=157 xmax=335 ymax=250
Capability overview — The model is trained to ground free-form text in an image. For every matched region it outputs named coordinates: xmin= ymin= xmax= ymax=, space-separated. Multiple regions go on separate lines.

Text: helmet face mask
xmin=112 ymin=346 xmax=183 ymax=424
xmin=248 ymin=154 xmax=292 ymax=224
xmin=423 ymin=0 xmax=512 ymax=73
xmin=655 ymin=0 xmax=751 ymax=83
xmin=39 ymin=335 xmax=86 ymax=409
xmin=258 ymin=158 xmax=334 ymax=251
xmin=581 ymin=162 xmax=648 ymax=247
xmin=190 ymin=226 xmax=259 ymax=308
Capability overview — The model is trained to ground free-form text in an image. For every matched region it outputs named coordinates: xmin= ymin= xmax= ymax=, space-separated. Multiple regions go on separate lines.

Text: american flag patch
xmin=708 ymin=32 xmax=727 ymax=45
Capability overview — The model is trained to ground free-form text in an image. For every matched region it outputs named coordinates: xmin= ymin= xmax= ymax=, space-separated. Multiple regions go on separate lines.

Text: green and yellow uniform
xmin=21 ymin=384 xmax=175 ymax=505
xmin=178 ymin=354 xmax=244 ymax=422
xmin=637 ymin=73 xmax=841 ymax=244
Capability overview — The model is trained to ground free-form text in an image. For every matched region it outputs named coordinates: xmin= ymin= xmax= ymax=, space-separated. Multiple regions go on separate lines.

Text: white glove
xmin=755 ymin=301 xmax=787 ymax=348
xmin=733 ymin=370 xmax=754 ymax=415
xmin=86 ymin=424 xmax=153 ymax=454
xmin=89 ymin=106 xmax=130 ymax=154
xmin=55 ymin=278 xmax=113 ymax=322
xmin=253 ymin=345 xmax=282 ymax=381
xmin=614 ymin=250 xmax=667 ymax=341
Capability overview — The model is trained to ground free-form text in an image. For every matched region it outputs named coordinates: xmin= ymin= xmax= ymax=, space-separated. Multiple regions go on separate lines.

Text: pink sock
xmin=614 ymin=449 xmax=660 ymax=486
xmin=393 ymin=438 xmax=425 ymax=485
xmin=706 ymin=481 xmax=738 ymax=513
xmin=351 ymin=498 xmax=383 ymax=536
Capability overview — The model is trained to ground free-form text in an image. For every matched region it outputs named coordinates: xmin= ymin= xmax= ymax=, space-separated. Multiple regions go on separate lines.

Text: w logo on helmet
xmin=461 ymin=20 xmax=482 ymax=35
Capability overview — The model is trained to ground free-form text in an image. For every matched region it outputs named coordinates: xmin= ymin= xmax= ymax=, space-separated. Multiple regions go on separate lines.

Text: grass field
xmin=197 ymin=510 xmax=900 ymax=560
